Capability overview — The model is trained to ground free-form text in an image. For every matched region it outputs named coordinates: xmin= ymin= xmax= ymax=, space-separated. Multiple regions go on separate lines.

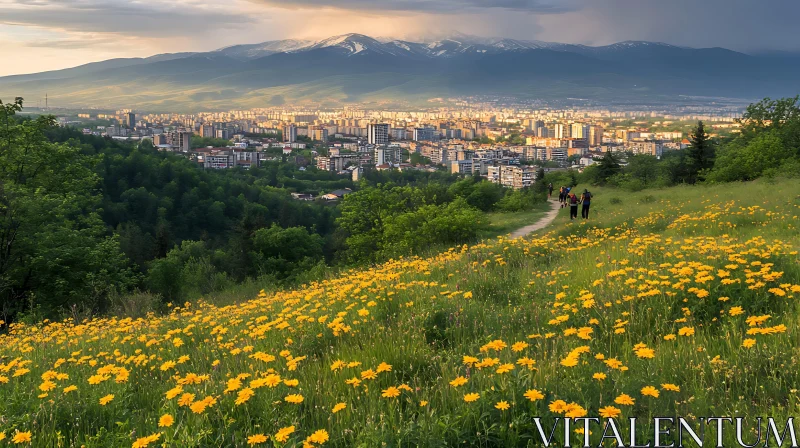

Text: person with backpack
xmin=568 ymin=192 xmax=579 ymax=220
xmin=558 ymin=186 xmax=565 ymax=207
xmin=580 ymin=189 xmax=593 ymax=219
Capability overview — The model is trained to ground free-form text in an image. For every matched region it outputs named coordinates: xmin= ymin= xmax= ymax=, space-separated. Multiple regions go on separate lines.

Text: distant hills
xmin=2 ymin=33 xmax=799 ymax=111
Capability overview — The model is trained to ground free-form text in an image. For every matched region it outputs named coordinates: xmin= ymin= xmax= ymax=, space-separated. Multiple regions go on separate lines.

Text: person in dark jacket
xmin=568 ymin=192 xmax=579 ymax=220
xmin=580 ymin=189 xmax=593 ymax=219
xmin=548 ymin=183 xmax=553 ymax=199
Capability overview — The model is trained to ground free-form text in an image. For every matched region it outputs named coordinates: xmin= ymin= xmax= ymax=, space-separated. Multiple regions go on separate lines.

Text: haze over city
xmin=2 ymin=0 xmax=800 ymax=76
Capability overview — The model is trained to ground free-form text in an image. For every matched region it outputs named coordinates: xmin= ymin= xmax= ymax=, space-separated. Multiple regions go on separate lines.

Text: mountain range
xmin=2 ymin=33 xmax=799 ymax=111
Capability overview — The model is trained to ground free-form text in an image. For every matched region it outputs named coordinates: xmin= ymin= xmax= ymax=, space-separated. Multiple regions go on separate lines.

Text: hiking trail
xmin=509 ymin=200 xmax=561 ymax=239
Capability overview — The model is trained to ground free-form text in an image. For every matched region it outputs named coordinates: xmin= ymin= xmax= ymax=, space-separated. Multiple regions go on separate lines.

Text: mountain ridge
xmin=1 ymin=33 xmax=798 ymax=111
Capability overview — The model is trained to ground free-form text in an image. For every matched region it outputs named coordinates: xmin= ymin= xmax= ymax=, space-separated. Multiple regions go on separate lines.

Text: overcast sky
xmin=1 ymin=0 xmax=800 ymax=76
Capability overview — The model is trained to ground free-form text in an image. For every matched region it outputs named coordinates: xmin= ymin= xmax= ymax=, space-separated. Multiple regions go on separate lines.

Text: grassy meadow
xmin=1 ymin=178 xmax=799 ymax=447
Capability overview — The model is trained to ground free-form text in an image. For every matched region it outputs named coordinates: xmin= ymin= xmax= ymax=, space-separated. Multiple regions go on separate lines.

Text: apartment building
xmin=367 ymin=123 xmax=390 ymax=145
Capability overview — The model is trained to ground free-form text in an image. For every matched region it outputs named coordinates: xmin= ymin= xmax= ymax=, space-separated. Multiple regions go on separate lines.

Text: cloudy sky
xmin=1 ymin=0 xmax=799 ymax=76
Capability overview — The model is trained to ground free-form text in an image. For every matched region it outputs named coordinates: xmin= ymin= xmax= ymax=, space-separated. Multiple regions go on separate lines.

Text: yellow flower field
xmin=1 ymin=179 xmax=799 ymax=447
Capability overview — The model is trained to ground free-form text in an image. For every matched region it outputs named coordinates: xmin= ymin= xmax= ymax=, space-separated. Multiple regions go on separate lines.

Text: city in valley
xmin=46 ymin=100 xmax=741 ymax=194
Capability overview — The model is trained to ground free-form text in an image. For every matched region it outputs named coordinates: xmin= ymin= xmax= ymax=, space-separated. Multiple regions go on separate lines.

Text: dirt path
xmin=509 ymin=200 xmax=561 ymax=239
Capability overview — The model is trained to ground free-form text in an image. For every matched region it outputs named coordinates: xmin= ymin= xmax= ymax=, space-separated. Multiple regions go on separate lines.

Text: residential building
xmin=547 ymin=148 xmax=568 ymax=164
xmin=283 ymin=124 xmax=297 ymax=143
xmin=367 ymin=123 xmax=390 ymax=145
xmin=204 ymin=154 xmax=234 ymax=169
xmin=521 ymin=146 xmax=541 ymax=162
xmin=374 ymin=146 xmax=402 ymax=166
xmin=321 ymin=188 xmax=353 ymax=201
xmin=316 ymin=153 xmax=360 ymax=172
xmin=553 ymin=123 xmax=569 ymax=139
xmin=199 ymin=124 xmax=215 ymax=138
xmin=413 ymin=127 xmax=437 ymax=142
xmin=589 ymin=125 xmax=604 ymax=146
xmin=626 ymin=141 xmax=663 ymax=157
xmin=166 ymin=131 xmax=192 ymax=152
xmin=309 ymin=126 xmax=329 ymax=142
xmin=390 ymin=128 xmax=408 ymax=140
xmin=449 ymin=159 xmax=474 ymax=175
xmin=570 ymin=123 xmax=589 ymax=141
xmin=216 ymin=128 xmax=232 ymax=140
xmin=486 ymin=165 xmax=536 ymax=190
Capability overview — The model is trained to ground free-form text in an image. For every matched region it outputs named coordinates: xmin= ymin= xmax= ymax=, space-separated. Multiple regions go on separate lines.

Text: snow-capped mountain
xmin=304 ymin=34 xmax=425 ymax=57
xmin=214 ymin=39 xmax=314 ymax=60
xmin=212 ymin=33 xmax=580 ymax=59
xmin=5 ymin=31 xmax=795 ymax=110
xmin=208 ymin=33 xmax=689 ymax=60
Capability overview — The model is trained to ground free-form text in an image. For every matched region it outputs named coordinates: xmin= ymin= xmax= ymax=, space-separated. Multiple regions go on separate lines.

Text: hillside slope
xmin=1 ymin=179 xmax=799 ymax=446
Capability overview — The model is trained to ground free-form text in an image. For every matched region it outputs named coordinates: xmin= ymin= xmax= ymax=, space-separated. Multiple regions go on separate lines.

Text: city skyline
xmin=2 ymin=0 xmax=800 ymax=76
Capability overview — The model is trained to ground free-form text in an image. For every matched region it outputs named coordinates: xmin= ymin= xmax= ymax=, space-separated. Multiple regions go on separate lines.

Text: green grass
xmin=1 ymin=178 xmax=799 ymax=447
xmin=479 ymin=201 xmax=552 ymax=239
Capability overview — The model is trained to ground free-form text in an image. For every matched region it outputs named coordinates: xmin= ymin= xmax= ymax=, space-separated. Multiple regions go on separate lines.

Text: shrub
xmin=108 ymin=291 xmax=162 ymax=318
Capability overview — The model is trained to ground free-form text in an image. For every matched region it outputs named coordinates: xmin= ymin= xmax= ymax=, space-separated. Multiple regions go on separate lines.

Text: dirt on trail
xmin=509 ymin=200 xmax=561 ymax=239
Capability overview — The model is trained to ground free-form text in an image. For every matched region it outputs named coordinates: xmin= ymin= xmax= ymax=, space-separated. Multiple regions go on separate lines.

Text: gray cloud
xmin=23 ymin=35 xmax=118 ymax=49
xmin=243 ymin=0 xmax=800 ymax=53
xmin=250 ymin=0 xmax=579 ymax=13
xmin=531 ymin=0 xmax=800 ymax=53
xmin=0 ymin=0 xmax=254 ymax=37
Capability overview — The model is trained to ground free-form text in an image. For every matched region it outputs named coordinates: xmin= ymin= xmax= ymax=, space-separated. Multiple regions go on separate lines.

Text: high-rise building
xmin=374 ymin=146 xmax=401 ymax=166
xmin=309 ymin=126 xmax=329 ymax=142
xmin=216 ymin=128 xmax=232 ymax=140
xmin=537 ymin=126 xmax=549 ymax=138
xmin=126 ymin=112 xmax=136 ymax=129
xmin=368 ymin=123 xmax=390 ymax=145
xmin=199 ymin=124 xmax=215 ymax=138
xmin=589 ymin=125 xmax=604 ymax=146
xmin=413 ymin=127 xmax=437 ymax=142
xmin=553 ymin=123 xmax=569 ymax=139
xmin=570 ymin=123 xmax=590 ymax=140
xmin=283 ymin=124 xmax=297 ymax=143
xmin=166 ymin=131 xmax=192 ymax=152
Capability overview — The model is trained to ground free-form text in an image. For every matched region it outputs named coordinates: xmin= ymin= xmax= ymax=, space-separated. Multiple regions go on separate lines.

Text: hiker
xmin=548 ymin=183 xmax=553 ymax=199
xmin=558 ymin=186 xmax=565 ymax=207
xmin=581 ymin=189 xmax=593 ymax=219
xmin=569 ymin=192 xmax=579 ymax=220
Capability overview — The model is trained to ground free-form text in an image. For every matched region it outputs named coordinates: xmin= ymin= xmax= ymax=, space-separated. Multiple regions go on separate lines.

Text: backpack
xmin=570 ymin=195 xmax=578 ymax=205
xmin=583 ymin=192 xmax=592 ymax=201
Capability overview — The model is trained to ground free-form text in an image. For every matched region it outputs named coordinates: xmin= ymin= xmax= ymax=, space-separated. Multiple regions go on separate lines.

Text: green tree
xmin=139 ymin=138 xmax=155 ymax=151
xmin=707 ymin=130 xmax=795 ymax=182
xmin=381 ymin=198 xmax=487 ymax=258
xmin=336 ymin=185 xmax=425 ymax=263
xmin=625 ymin=154 xmax=661 ymax=186
xmin=737 ymin=96 xmax=800 ymax=139
xmin=496 ymin=189 xmax=542 ymax=212
xmin=145 ymin=241 xmax=230 ymax=302
xmin=191 ymin=136 xmax=231 ymax=149
xmin=686 ymin=121 xmax=715 ymax=183
xmin=409 ymin=152 xmax=432 ymax=165
xmin=250 ymin=224 xmax=325 ymax=279
xmin=0 ymin=98 xmax=135 ymax=320
xmin=596 ymin=150 xmax=621 ymax=184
